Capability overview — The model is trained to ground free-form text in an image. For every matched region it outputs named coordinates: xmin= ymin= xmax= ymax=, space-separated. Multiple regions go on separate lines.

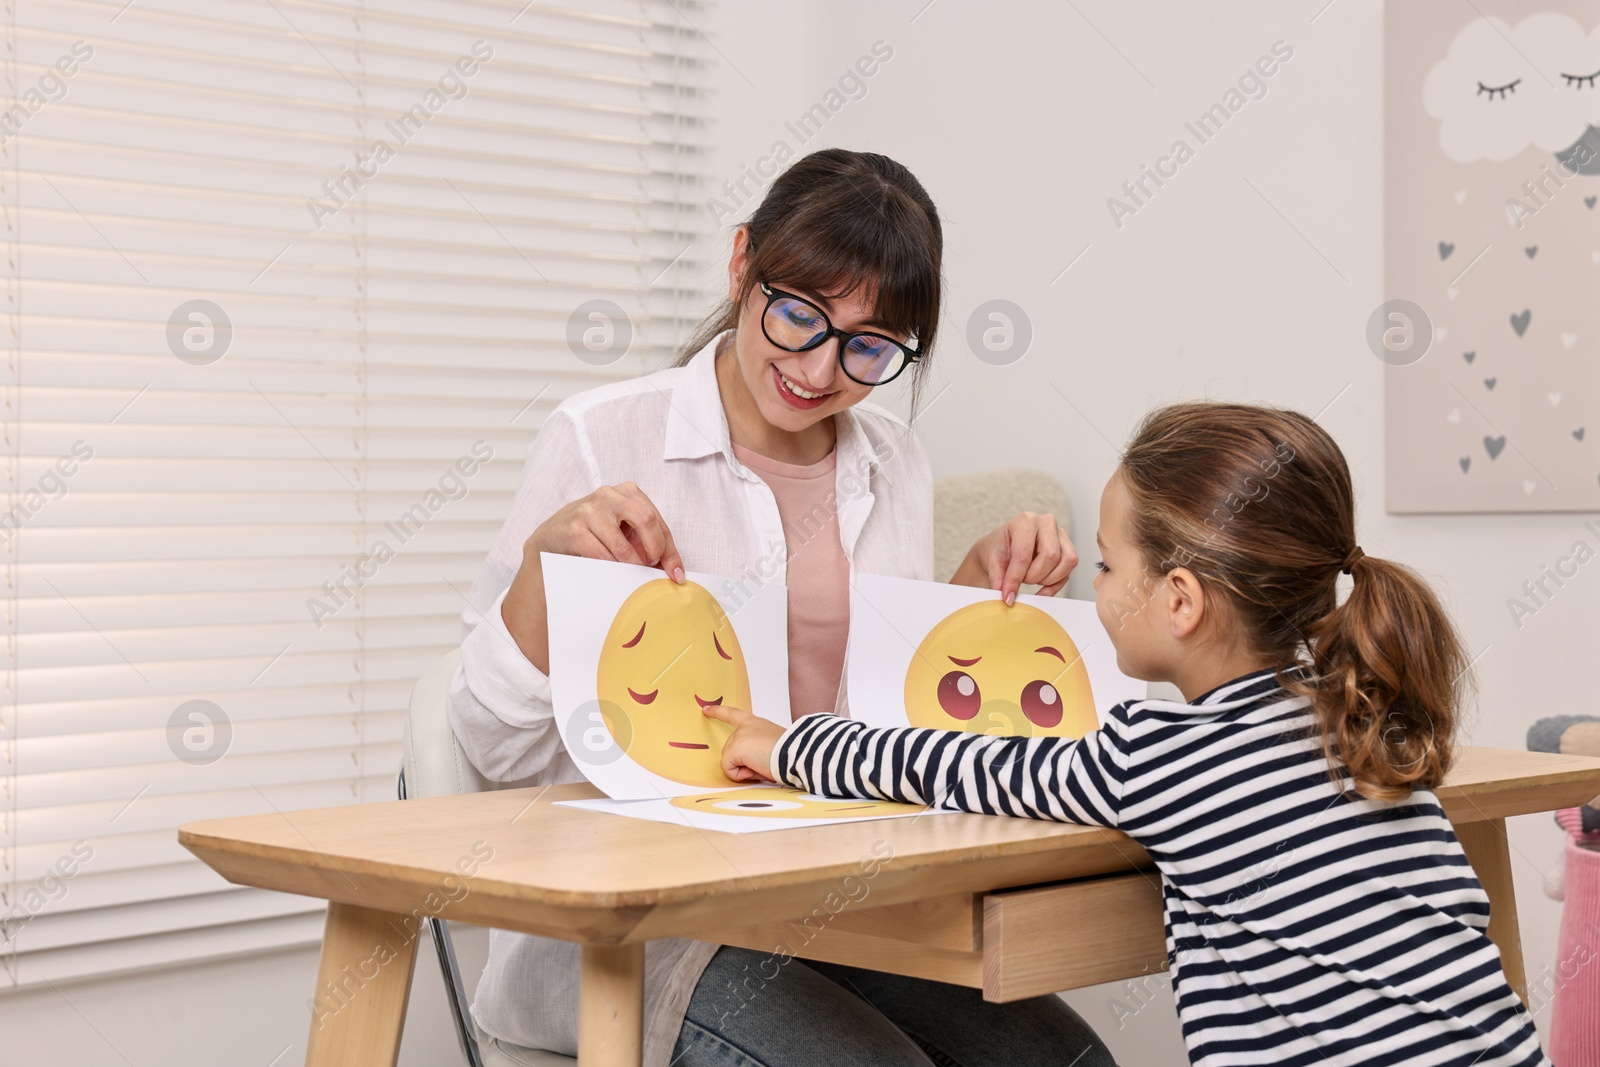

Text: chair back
xmin=933 ymin=469 xmax=1072 ymax=583
xmin=404 ymin=647 xmax=494 ymax=799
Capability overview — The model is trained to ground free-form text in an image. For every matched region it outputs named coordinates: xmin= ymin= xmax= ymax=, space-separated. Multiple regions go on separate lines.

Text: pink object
xmin=732 ymin=443 xmax=851 ymax=719
xmin=1556 ymin=806 xmax=1600 ymax=847
xmin=1551 ymin=835 xmax=1600 ymax=1067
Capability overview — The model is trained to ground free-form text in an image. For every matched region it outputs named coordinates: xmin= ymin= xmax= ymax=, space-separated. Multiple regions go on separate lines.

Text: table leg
xmin=1456 ymin=818 xmax=1528 ymax=1003
xmin=305 ymin=902 xmax=420 ymax=1067
xmin=579 ymin=943 xmax=645 ymax=1067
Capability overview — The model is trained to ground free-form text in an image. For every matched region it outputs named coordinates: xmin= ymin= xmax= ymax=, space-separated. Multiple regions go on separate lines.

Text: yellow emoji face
xmin=595 ymin=579 xmax=752 ymax=788
xmin=670 ymin=786 xmax=923 ymax=819
xmin=904 ymin=600 xmax=1097 ymax=739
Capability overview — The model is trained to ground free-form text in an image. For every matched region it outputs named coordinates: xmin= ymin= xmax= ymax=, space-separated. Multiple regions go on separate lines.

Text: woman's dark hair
xmin=677 ymin=148 xmax=943 ymax=415
xmin=1118 ymin=401 xmax=1469 ymax=801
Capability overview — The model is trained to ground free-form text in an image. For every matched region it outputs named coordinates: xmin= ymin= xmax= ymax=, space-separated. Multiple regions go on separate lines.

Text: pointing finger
xmin=700 ymin=703 xmax=749 ymax=727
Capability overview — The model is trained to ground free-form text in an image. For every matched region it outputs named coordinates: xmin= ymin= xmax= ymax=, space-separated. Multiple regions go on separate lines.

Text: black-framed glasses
xmin=758 ymin=281 xmax=920 ymax=387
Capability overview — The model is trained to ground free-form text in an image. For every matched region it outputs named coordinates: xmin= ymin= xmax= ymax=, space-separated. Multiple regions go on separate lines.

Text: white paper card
xmin=557 ymin=785 xmax=954 ymax=834
xmin=846 ymin=573 xmax=1145 ymax=736
xmin=542 ymin=553 xmax=791 ymax=799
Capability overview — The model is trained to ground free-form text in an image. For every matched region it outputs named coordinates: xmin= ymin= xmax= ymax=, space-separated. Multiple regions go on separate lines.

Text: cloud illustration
xmin=1423 ymin=12 xmax=1600 ymax=162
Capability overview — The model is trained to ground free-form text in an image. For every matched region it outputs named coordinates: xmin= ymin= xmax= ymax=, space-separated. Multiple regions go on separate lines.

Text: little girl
xmin=707 ymin=401 xmax=1547 ymax=1067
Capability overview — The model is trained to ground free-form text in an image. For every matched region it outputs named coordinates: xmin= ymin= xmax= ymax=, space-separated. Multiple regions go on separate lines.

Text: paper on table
xmin=542 ymin=553 xmax=791 ymax=799
xmin=557 ymin=785 xmax=955 ymax=834
xmin=847 ymin=573 xmax=1145 ymax=737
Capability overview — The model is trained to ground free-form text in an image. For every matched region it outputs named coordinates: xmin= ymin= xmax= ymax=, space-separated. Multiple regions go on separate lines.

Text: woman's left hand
xmin=952 ymin=511 xmax=1077 ymax=603
xmin=701 ymin=704 xmax=786 ymax=783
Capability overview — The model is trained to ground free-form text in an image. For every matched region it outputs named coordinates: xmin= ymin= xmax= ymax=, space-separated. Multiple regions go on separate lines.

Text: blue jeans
xmin=672 ymin=946 xmax=1118 ymax=1067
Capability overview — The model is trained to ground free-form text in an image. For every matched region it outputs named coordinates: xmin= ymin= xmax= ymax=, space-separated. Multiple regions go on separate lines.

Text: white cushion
xmin=480 ymin=1035 xmax=578 ymax=1066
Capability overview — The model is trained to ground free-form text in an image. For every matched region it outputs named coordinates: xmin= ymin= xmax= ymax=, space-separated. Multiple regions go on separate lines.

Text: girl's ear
xmin=728 ymin=226 xmax=751 ymax=303
xmin=1166 ymin=567 xmax=1205 ymax=641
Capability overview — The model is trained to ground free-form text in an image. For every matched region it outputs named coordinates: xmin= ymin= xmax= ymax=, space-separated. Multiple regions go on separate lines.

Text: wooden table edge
xmin=176 ymin=818 xmax=1154 ymax=918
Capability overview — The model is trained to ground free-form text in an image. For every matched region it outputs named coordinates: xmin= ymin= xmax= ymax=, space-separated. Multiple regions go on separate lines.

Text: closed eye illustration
xmin=1476 ymin=78 xmax=1521 ymax=100
xmin=1424 ymin=13 xmax=1600 ymax=171
xmin=904 ymin=600 xmax=1097 ymax=739
xmin=595 ymin=578 xmax=752 ymax=787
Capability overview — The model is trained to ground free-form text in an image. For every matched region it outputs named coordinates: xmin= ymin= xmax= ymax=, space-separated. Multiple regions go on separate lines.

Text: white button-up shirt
xmin=449 ymin=332 xmax=934 ymax=1064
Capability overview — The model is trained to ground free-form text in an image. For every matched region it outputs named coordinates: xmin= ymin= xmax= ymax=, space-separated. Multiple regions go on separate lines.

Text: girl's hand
xmin=701 ymin=704 xmax=786 ymax=783
xmin=951 ymin=511 xmax=1077 ymax=603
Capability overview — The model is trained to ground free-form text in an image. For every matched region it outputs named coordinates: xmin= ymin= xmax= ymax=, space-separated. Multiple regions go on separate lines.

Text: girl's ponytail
xmin=1120 ymin=402 xmax=1470 ymax=801
xmin=1290 ymin=552 xmax=1468 ymax=800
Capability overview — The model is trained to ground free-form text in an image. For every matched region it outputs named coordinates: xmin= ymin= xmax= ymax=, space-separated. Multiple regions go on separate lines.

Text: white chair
xmin=401 ymin=470 xmax=1071 ymax=1064
xmin=401 ymin=648 xmax=575 ymax=1067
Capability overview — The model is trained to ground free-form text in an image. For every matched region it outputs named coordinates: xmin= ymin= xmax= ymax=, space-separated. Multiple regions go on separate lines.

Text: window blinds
xmin=0 ymin=0 xmax=711 ymax=987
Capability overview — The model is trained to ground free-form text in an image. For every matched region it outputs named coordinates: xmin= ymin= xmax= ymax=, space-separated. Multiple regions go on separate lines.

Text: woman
xmin=450 ymin=149 xmax=1114 ymax=1067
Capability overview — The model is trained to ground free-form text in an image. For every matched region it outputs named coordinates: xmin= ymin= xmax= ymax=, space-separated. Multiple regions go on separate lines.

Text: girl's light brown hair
xmin=677 ymin=148 xmax=943 ymax=415
xmin=1118 ymin=401 xmax=1468 ymax=800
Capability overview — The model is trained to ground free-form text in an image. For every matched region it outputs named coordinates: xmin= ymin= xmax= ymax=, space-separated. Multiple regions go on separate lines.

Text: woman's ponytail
xmin=1120 ymin=402 xmax=1472 ymax=801
xmin=1290 ymin=553 xmax=1469 ymax=800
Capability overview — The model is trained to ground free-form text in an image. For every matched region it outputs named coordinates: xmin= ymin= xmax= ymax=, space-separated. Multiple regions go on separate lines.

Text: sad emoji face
xmin=595 ymin=578 xmax=752 ymax=788
xmin=904 ymin=600 xmax=1097 ymax=739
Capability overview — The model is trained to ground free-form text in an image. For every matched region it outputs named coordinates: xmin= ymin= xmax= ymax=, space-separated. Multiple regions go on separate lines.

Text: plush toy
xmin=1529 ymin=715 xmax=1600 ymax=838
xmin=1527 ymin=715 xmax=1600 ymax=1066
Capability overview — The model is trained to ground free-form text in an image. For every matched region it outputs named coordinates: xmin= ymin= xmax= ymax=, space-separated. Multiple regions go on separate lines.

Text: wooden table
xmin=179 ymin=747 xmax=1600 ymax=1067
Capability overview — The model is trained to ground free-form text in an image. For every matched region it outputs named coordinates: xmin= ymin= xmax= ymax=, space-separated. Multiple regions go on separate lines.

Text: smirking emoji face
xmin=595 ymin=578 xmax=752 ymax=788
xmin=670 ymin=786 xmax=924 ymax=819
xmin=903 ymin=600 xmax=1097 ymax=739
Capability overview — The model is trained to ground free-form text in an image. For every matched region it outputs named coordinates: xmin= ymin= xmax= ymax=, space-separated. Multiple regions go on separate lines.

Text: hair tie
xmin=1341 ymin=546 xmax=1365 ymax=575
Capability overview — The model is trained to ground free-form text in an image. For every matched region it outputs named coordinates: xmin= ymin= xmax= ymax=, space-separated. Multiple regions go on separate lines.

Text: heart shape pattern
xmin=1484 ymin=377 xmax=1497 ymax=390
xmin=1523 ymin=480 xmax=1536 ymax=495
xmin=1550 ymin=392 xmax=1562 ymax=406
xmin=1510 ymin=309 xmax=1531 ymax=337
xmin=1439 ymin=241 xmax=1455 ymax=260
xmin=1525 ymin=246 xmax=1538 ymax=258
xmin=1576 ymin=428 xmax=1587 ymax=442
xmin=1447 ymin=408 xmax=1461 ymax=423
xmin=1588 ymin=195 xmax=1598 ymax=209
xmin=1460 ymin=456 xmax=1471 ymax=473
xmin=1563 ymin=332 xmax=1578 ymax=349
xmin=1455 ymin=190 xmax=1468 ymax=205
xmin=1463 ymin=350 xmax=1476 ymax=363
xmin=1484 ymin=435 xmax=1506 ymax=460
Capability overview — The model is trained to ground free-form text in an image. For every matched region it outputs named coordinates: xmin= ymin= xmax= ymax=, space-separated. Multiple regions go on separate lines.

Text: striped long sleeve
xmin=774 ymin=669 xmax=1549 ymax=1067
xmin=774 ymin=704 xmax=1133 ymax=827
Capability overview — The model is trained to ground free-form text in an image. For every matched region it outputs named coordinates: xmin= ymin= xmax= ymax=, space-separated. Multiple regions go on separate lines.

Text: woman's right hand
xmin=501 ymin=482 xmax=685 ymax=673
xmin=531 ymin=482 xmax=686 ymax=579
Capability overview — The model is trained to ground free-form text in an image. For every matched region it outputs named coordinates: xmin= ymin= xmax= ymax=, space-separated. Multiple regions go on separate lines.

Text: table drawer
xmin=981 ymin=872 xmax=1168 ymax=1001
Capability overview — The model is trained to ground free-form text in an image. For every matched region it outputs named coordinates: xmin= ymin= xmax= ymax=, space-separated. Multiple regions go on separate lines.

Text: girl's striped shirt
xmin=774 ymin=668 xmax=1548 ymax=1067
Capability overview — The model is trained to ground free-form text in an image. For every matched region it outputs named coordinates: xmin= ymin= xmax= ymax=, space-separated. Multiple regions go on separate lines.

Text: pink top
xmin=732 ymin=441 xmax=851 ymax=718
